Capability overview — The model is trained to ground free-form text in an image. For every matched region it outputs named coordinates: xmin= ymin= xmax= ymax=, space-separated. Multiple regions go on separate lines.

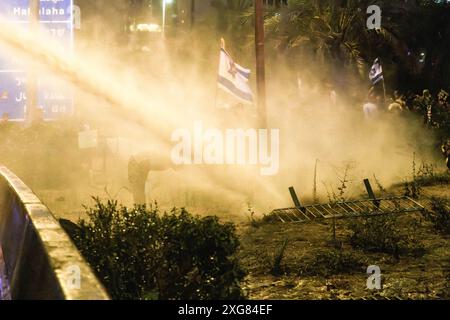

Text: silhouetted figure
xmin=128 ymin=156 xmax=152 ymax=205
xmin=127 ymin=151 xmax=174 ymax=205
xmin=442 ymin=140 xmax=450 ymax=170
xmin=388 ymin=91 xmax=405 ymax=114
xmin=363 ymin=92 xmax=379 ymax=120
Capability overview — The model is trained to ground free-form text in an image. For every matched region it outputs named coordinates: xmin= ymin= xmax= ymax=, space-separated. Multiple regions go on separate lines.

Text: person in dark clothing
xmin=442 ymin=140 xmax=450 ymax=170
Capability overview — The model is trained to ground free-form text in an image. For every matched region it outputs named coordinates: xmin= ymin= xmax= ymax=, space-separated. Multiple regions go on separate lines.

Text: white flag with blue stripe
xmin=369 ymin=58 xmax=384 ymax=85
xmin=218 ymin=48 xmax=253 ymax=104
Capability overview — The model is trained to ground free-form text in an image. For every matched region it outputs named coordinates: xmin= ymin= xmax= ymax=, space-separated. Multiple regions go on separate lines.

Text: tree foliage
xmin=263 ymin=0 xmax=450 ymax=91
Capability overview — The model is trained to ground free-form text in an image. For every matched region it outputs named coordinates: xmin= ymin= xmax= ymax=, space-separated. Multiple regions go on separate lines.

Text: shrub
xmin=157 ymin=209 xmax=245 ymax=300
xmin=69 ymin=198 xmax=245 ymax=300
xmin=298 ymin=248 xmax=365 ymax=277
xmin=403 ymin=159 xmax=449 ymax=198
xmin=347 ymin=213 xmax=424 ymax=257
xmin=348 ymin=214 xmax=401 ymax=256
xmin=246 ymin=205 xmax=262 ymax=228
xmin=416 ymin=163 xmax=450 ymax=186
xmin=424 ymin=197 xmax=450 ymax=234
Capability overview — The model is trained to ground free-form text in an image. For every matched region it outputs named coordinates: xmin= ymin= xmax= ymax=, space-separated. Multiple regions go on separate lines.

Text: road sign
xmin=0 ymin=0 xmax=74 ymax=121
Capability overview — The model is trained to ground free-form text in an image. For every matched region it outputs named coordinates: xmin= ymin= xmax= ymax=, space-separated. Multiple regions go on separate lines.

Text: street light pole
xmin=191 ymin=0 xmax=195 ymax=27
xmin=27 ymin=0 xmax=40 ymax=125
xmin=162 ymin=0 xmax=167 ymax=35
xmin=162 ymin=0 xmax=166 ymax=34
xmin=255 ymin=0 xmax=267 ymax=128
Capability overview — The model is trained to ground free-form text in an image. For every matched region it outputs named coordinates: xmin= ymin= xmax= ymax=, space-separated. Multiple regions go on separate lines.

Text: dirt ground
xmin=237 ymin=184 xmax=450 ymax=300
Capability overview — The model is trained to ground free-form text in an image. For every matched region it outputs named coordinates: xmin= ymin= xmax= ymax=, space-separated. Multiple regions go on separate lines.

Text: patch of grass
xmin=403 ymin=158 xmax=449 ymax=198
xmin=416 ymin=163 xmax=450 ymax=186
xmin=347 ymin=213 xmax=424 ymax=258
xmin=298 ymin=248 xmax=366 ymax=277
xmin=246 ymin=205 xmax=262 ymax=228
xmin=440 ymin=261 xmax=450 ymax=299
xmin=403 ymin=154 xmax=422 ymax=199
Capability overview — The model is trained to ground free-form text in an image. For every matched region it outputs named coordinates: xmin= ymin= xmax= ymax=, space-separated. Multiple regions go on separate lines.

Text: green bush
xmin=298 ymin=248 xmax=365 ymax=277
xmin=424 ymin=197 xmax=450 ymax=234
xmin=70 ymin=198 xmax=246 ymax=300
xmin=347 ymin=213 xmax=423 ymax=257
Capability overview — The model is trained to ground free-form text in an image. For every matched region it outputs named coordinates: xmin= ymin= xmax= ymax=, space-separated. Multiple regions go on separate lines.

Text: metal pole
xmin=162 ymin=0 xmax=166 ymax=35
xmin=191 ymin=0 xmax=195 ymax=27
xmin=289 ymin=187 xmax=302 ymax=208
xmin=379 ymin=58 xmax=387 ymax=108
xmin=382 ymin=78 xmax=387 ymax=109
xmin=364 ymin=179 xmax=380 ymax=208
xmin=27 ymin=0 xmax=40 ymax=125
xmin=255 ymin=0 xmax=267 ymax=128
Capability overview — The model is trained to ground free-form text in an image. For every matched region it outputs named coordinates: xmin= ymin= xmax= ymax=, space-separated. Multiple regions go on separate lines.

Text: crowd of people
xmin=361 ymin=86 xmax=450 ymax=169
xmin=362 ymin=87 xmax=449 ymax=127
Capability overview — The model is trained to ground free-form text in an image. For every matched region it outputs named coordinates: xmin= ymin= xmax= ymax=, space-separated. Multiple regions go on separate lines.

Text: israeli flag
xmin=218 ymin=48 xmax=253 ymax=104
xmin=369 ymin=58 xmax=384 ymax=85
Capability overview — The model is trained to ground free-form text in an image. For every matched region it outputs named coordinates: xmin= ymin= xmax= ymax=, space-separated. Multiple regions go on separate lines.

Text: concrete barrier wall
xmin=0 ymin=166 xmax=109 ymax=300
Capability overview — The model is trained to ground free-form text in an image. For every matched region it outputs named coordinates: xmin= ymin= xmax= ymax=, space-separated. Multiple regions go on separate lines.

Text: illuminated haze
xmin=0 ymin=14 xmax=441 ymax=220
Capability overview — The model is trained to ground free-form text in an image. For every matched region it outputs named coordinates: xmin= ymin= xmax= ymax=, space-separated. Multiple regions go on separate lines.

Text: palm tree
xmin=264 ymin=0 xmax=450 ymax=91
xmin=210 ymin=0 xmax=254 ymax=55
xmin=265 ymin=0 xmax=386 ymax=77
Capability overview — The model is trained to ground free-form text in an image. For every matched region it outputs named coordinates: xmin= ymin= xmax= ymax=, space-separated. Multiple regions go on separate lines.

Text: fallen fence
xmin=271 ymin=179 xmax=425 ymax=223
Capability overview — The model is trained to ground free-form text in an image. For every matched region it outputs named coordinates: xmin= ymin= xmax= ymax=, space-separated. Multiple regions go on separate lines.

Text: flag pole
xmin=162 ymin=0 xmax=166 ymax=36
xmin=255 ymin=0 xmax=267 ymax=128
xmin=380 ymin=58 xmax=387 ymax=108
xmin=214 ymin=38 xmax=225 ymax=110
xmin=27 ymin=0 xmax=40 ymax=125
xmin=382 ymin=77 xmax=387 ymax=108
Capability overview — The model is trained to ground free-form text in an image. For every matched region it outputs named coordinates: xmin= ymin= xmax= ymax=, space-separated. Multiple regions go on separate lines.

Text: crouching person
xmin=128 ymin=151 xmax=174 ymax=206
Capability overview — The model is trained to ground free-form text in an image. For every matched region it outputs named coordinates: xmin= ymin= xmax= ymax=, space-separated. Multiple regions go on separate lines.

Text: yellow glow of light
xmin=133 ymin=23 xmax=162 ymax=33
